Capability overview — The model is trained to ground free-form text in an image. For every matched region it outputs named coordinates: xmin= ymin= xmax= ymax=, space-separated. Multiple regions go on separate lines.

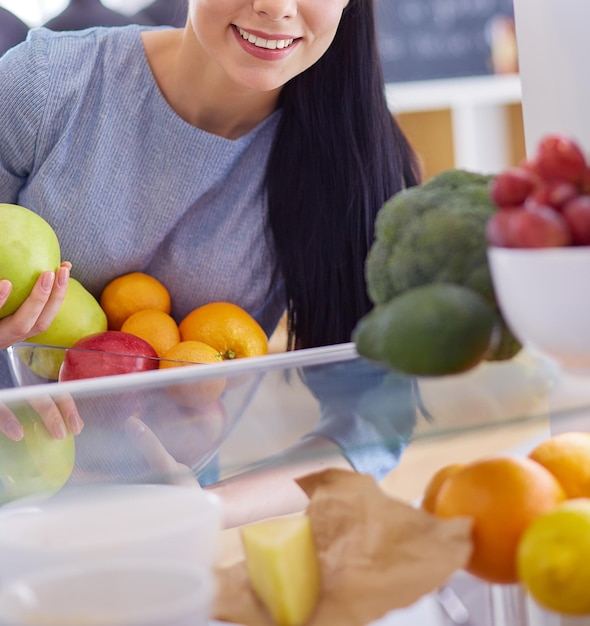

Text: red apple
xmin=490 ymin=166 xmax=539 ymax=208
xmin=510 ymin=205 xmax=572 ymax=248
xmin=563 ymin=195 xmax=590 ymax=245
xmin=486 ymin=209 xmax=520 ymax=247
xmin=524 ymin=180 xmax=579 ymax=211
xmin=58 ymin=330 xmax=159 ymax=381
xmin=535 ymin=134 xmax=587 ymax=184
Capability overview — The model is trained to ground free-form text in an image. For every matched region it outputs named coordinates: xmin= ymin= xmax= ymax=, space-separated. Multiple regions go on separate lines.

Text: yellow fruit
xmin=160 ymin=340 xmax=223 ymax=366
xmin=241 ymin=516 xmax=321 ymax=626
xmin=159 ymin=340 xmax=226 ymax=409
xmin=121 ymin=309 xmax=180 ymax=358
xmin=179 ymin=302 xmax=268 ymax=360
xmin=100 ymin=272 xmax=171 ymax=331
xmin=529 ymin=432 xmax=590 ymax=498
xmin=517 ymin=499 xmax=590 ymax=615
xmin=421 ymin=463 xmax=465 ymax=514
xmin=434 ymin=456 xmax=566 ymax=583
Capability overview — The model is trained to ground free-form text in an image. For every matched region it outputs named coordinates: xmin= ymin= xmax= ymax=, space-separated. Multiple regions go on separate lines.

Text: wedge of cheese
xmin=241 ymin=515 xmax=321 ymax=626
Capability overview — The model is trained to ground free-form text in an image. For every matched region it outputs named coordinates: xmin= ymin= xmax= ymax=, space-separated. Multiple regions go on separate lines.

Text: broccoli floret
xmin=422 ymin=168 xmax=494 ymax=191
xmin=372 ymin=172 xmax=494 ymax=258
xmin=365 ymin=168 xmax=521 ymax=362
xmin=369 ymin=204 xmax=493 ymax=304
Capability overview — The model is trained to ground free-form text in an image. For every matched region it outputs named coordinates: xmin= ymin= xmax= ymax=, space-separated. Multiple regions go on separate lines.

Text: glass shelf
xmin=3 ymin=342 xmax=590 ymax=625
xmin=2 ymin=341 xmax=589 ymax=490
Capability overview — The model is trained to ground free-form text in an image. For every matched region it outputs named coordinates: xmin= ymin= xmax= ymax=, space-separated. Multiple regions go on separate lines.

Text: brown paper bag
xmin=214 ymin=468 xmax=472 ymax=626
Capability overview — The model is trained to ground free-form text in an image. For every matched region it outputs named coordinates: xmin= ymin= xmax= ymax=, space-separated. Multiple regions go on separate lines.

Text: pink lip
xmin=231 ymin=25 xmax=300 ymax=61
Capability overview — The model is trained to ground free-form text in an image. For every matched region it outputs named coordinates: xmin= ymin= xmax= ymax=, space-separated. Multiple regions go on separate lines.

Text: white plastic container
xmin=0 ymin=558 xmax=211 ymax=626
xmin=0 ymin=484 xmax=222 ymax=584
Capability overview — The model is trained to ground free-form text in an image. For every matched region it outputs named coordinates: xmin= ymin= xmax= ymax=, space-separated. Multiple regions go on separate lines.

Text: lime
xmin=353 ymin=282 xmax=496 ymax=376
xmin=517 ymin=499 xmax=590 ymax=615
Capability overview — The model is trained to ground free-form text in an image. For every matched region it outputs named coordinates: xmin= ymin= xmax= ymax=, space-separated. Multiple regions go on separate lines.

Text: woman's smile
xmin=235 ymin=25 xmax=298 ymax=50
xmin=232 ymin=25 xmax=301 ymax=60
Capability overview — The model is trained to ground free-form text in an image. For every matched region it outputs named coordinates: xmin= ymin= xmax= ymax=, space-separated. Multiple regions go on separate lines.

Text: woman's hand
xmin=125 ymin=416 xmax=200 ymax=488
xmin=0 ymin=262 xmax=71 ymax=349
xmin=0 ymin=394 xmax=84 ymax=441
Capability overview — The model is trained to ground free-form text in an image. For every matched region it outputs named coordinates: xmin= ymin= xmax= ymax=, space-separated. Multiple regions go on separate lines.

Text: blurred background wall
xmin=0 ymin=0 xmax=186 ymax=29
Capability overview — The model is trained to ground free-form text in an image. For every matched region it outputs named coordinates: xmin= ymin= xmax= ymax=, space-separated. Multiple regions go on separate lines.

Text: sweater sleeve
xmin=301 ymin=359 xmax=417 ymax=481
xmin=0 ymin=30 xmax=49 ymax=202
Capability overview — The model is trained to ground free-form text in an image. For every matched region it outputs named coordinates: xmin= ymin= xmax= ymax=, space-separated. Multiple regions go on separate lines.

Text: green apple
xmin=24 ymin=278 xmax=108 ymax=380
xmin=0 ymin=203 xmax=61 ymax=319
xmin=0 ymin=402 xmax=75 ymax=505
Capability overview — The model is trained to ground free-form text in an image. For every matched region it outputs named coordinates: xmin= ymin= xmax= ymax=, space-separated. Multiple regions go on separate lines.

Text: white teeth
xmin=237 ymin=27 xmax=294 ymax=50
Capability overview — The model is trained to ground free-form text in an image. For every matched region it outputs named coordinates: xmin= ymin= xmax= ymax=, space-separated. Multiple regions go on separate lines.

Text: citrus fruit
xmin=434 ymin=456 xmax=566 ymax=584
xmin=159 ymin=340 xmax=226 ymax=409
xmin=421 ymin=463 xmax=465 ymax=514
xmin=179 ymin=302 xmax=268 ymax=360
xmin=121 ymin=309 xmax=180 ymax=358
xmin=160 ymin=340 xmax=223 ymax=366
xmin=528 ymin=432 xmax=590 ymax=498
xmin=100 ymin=272 xmax=171 ymax=331
xmin=353 ymin=283 xmax=496 ymax=376
xmin=517 ymin=499 xmax=590 ymax=615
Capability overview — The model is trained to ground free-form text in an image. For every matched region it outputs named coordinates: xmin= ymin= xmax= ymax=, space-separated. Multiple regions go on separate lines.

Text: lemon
xmin=517 ymin=499 xmax=590 ymax=615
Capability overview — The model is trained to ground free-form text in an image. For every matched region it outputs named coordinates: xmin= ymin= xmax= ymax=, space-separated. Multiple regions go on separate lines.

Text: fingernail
xmin=0 ymin=280 xmax=11 ymax=299
xmin=5 ymin=421 xmax=23 ymax=441
xmin=52 ymin=420 xmax=68 ymax=440
xmin=125 ymin=416 xmax=145 ymax=440
xmin=40 ymin=272 xmax=55 ymax=293
xmin=68 ymin=412 xmax=84 ymax=435
xmin=57 ymin=266 xmax=70 ymax=288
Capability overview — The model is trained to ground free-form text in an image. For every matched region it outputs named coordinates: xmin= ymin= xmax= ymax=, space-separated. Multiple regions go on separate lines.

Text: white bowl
xmin=488 ymin=246 xmax=590 ymax=373
xmin=0 ymin=558 xmax=211 ymax=626
xmin=0 ymin=484 xmax=222 ymax=584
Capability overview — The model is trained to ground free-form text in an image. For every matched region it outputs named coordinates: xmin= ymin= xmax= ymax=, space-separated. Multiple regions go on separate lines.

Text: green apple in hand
xmin=0 ymin=203 xmax=61 ymax=319
xmin=0 ymin=403 xmax=75 ymax=505
xmin=23 ymin=278 xmax=108 ymax=380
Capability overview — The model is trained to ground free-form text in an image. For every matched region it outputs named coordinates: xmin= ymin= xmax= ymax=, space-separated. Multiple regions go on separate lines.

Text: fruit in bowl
xmin=487 ymin=134 xmax=590 ymax=248
xmin=58 ymin=331 xmax=159 ymax=382
xmin=8 ymin=336 xmax=231 ymax=483
xmin=487 ymin=134 xmax=590 ymax=372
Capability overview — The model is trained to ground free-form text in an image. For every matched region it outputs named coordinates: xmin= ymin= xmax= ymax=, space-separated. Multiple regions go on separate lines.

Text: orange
xmin=421 ymin=463 xmax=465 ymax=514
xmin=434 ymin=456 xmax=566 ymax=584
xmin=179 ymin=302 xmax=268 ymax=360
xmin=121 ymin=309 xmax=180 ymax=358
xmin=529 ymin=432 xmax=590 ymax=498
xmin=100 ymin=272 xmax=171 ymax=331
xmin=159 ymin=340 xmax=226 ymax=409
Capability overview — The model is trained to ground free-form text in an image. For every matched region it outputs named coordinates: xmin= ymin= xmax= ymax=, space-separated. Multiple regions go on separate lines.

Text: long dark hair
xmin=266 ymin=0 xmax=420 ymax=350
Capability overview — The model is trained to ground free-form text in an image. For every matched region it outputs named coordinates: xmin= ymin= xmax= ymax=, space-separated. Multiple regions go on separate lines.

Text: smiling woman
xmin=0 ymin=0 xmax=420 ymax=525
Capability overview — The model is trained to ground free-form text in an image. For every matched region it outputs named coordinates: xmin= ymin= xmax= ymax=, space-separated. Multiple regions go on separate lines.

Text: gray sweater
xmin=0 ymin=26 xmax=412 ymax=481
xmin=0 ymin=25 xmax=284 ymax=331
